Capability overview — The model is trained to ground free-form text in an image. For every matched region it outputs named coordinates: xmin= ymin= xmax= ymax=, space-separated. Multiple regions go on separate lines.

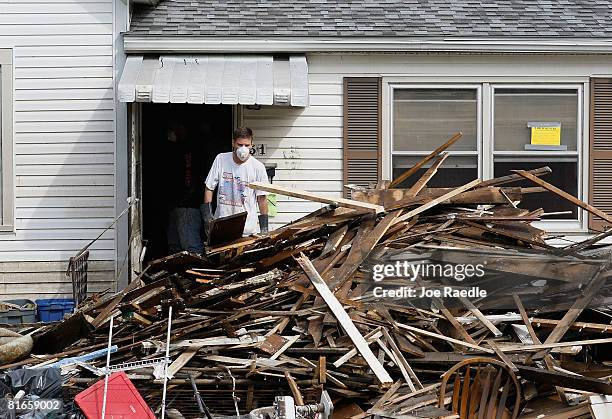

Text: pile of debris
xmin=3 ymin=135 xmax=612 ymax=418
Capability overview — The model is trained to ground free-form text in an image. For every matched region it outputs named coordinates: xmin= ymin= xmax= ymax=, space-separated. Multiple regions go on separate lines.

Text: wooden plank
xmin=319 ymin=356 xmax=326 ymax=384
xmin=536 ymin=268 xmax=610 ymax=358
xmin=389 ymin=132 xmax=462 ymax=188
xmin=486 ymin=340 xmax=518 ymax=372
xmin=502 ymin=337 xmax=612 ymax=352
xmin=515 ymin=169 xmax=612 ymax=224
xmin=394 ymin=322 xmax=493 ymax=354
xmin=518 ymin=365 xmax=612 ymax=394
xmin=330 ymin=211 xmax=401 ymax=291
xmin=381 ymin=327 xmax=423 ymax=390
xmin=284 ymin=371 xmax=304 ymax=405
xmin=296 ymin=254 xmax=393 ymax=385
xmin=207 ymin=211 xmax=247 ymax=245
xmin=164 ymin=344 xmax=203 ymax=379
xmin=405 ymin=152 xmax=450 ymax=197
xmin=394 ymin=179 xmax=481 ymax=223
xmin=459 ymin=297 xmax=503 ymax=337
xmin=90 ymin=270 xmax=146 ymax=328
xmin=249 ymin=182 xmax=385 ymax=213
xmin=333 ymin=329 xmax=383 ymax=367
xmin=530 ymin=317 xmax=612 ymax=334
xmin=477 ymin=166 xmax=551 ymax=188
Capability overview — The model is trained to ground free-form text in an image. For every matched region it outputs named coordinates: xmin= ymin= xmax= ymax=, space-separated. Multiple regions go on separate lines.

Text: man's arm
xmin=257 ymin=195 xmax=269 ymax=234
xmin=257 ymin=194 xmax=268 ymax=215
xmin=204 ymin=187 xmax=214 ymax=204
xmin=201 ymin=156 xmax=220 ymax=235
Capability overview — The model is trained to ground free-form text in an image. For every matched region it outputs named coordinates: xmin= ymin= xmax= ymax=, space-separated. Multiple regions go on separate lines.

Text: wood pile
xmin=3 ymin=134 xmax=612 ymax=418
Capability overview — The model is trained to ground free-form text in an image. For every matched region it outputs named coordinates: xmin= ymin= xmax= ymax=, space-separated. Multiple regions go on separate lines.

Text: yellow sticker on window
xmin=529 ymin=123 xmax=561 ymax=146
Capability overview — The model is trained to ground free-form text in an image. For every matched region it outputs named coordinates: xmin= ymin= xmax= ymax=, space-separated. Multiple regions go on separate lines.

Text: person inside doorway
xmin=166 ymin=119 xmax=205 ymax=254
xmin=201 ymin=127 xmax=270 ymax=237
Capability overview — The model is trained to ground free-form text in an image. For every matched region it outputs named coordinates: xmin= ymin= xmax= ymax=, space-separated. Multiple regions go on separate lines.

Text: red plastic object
xmin=74 ymin=371 xmax=156 ymax=418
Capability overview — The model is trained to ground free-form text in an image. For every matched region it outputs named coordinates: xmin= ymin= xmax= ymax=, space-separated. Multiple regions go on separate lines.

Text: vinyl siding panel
xmin=0 ymin=0 xmax=116 ymax=299
xmin=245 ymin=53 xmax=612 ymax=230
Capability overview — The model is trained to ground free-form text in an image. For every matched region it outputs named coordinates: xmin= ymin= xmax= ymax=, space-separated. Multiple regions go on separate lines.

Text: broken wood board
xmin=249 ymin=182 xmax=385 ymax=214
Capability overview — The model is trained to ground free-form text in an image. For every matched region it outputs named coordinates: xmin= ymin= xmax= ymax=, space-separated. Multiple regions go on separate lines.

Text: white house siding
xmin=244 ymin=52 xmax=612 ymax=230
xmin=0 ymin=0 xmax=116 ymax=299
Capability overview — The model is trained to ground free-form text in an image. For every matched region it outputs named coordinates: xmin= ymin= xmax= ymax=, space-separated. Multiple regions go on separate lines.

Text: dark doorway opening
xmin=141 ymin=103 xmax=233 ymax=263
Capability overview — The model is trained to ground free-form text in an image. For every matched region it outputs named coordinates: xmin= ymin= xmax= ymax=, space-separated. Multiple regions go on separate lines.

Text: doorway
xmin=139 ymin=103 xmax=233 ymax=263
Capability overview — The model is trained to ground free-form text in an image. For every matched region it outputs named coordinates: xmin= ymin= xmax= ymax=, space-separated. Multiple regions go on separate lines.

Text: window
xmin=493 ymin=87 xmax=580 ymax=220
xmin=392 ymin=87 xmax=480 ymax=187
xmin=0 ymin=49 xmax=14 ymax=231
xmin=389 ymin=83 xmax=584 ymax=229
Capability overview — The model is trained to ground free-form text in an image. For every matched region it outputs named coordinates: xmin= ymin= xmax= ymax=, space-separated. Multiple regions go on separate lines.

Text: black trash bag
xmin=2 ymin=368 xmax=61 ymax=399
xmin=0 ymin=380 xmax=11 ymax=398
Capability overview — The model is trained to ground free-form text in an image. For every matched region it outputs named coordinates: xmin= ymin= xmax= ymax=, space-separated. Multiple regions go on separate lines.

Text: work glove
xmin=200 ymin=203 xmax=213 ymax=237
xmin=258 ymin=214 xmax=269 ymax=234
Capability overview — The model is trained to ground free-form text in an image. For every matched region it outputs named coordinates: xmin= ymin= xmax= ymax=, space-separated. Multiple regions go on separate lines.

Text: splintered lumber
xmin=394 ymin=322 xmax=493 ymax=353
xmin=394 ymin=179 xmax=481 ymax=223
xmin=518 ymin=365 xmax=612 ymax=394
xmin=284 ymin=371 xmax=304 ymax=405
xmin=330 ymin=211 xmax=401 ymax=291
xmin=535 ymin=267 xmax=610 ymax=359
xmin=355 ymin=186 xmax=525 ymax=208
xmin=502 ymin=337 xmax=612 ymax=352
xmin=515 ymin=169 xmax=612 ymax=224
xmin=478 ymin=166 xmax=552 ymax=188
xmin=405 ymin=152 xmax=450 ymax=197
xmin=249 ymin=182 xmax=385 ymax=214
xmin=12 ymin=134 xmax=612 ymax=417
xmin=389 ymin=132 xmax=462 ymax=188
xmin=296 ymin=254 xmax=393 ymax=385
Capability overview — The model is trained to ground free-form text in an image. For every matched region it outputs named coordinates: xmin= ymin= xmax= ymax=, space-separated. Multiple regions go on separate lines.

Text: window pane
xmin=494 ymin=88 xmax=578 ymax=151
xmin=392 ymin=155 xmax=478 ymax=188
xmin=393 ymin=89 xmax=478 ymax=152
xmin=493 ymin=160 xmax=578 ymax=219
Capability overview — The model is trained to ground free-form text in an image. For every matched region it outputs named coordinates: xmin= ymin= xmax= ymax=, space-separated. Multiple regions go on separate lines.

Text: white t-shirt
xmin=205 ymin=152 xmax=269 ymax=235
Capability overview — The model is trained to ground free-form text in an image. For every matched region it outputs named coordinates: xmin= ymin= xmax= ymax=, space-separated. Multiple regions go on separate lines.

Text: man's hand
xmin=200 ymin=203 xmax=213 ymax=237
xmin=258 ymin=214 xmax=269 ymax=234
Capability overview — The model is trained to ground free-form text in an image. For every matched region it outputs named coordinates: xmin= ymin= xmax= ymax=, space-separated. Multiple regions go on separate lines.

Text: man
xmin=166 ymin=120 xmax=205 ymax=254
xmin=201 ymin=127 xmax=270 ymax=237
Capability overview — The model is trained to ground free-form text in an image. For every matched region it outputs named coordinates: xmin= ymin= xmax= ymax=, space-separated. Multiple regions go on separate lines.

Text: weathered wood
xmin=284 ymin=371 xmax=304 ymax=405
xmin=478 ymin=166 xmax=552 ymax=188
xmin=330 ymin=211 xmax=401 ymax=291
xmin=518 ymin=365 xmax=612 ymax=394
xmin=405 ymin=152 xmax=450 ymax=197
xmin=486 ymin=340 xmax=518 ymax=372
xmin=249 ymin=181 xmax=385 ymax=213
xmin=394 ymin=179 xmax=481 ymax=223
xmin=389 ymin=132 xmax=462 ymax=188
xmin=297 ymin=254 xmax=393 ymax=385
xmin=394 ymin=322 xmax=493 ymax=353
xmin=515 ymin=169 xmax=612 ymax=224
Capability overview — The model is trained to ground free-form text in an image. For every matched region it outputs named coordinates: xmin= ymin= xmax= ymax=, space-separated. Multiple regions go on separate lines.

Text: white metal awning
xmin=117 ymin=54 xmax=308 ymax=106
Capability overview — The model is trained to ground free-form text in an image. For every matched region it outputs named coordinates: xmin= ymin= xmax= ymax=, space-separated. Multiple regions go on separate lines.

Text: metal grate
xmin=66 ymin=250 xmax=89 ymax=306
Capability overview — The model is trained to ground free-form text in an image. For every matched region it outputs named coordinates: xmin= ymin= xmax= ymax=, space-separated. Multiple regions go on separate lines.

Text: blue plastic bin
xmin=36 ymin=299 xmax=74 ymax=322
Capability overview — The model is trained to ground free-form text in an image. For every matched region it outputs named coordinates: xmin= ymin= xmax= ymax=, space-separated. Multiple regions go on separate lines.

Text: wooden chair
xmin=438 ymin=358 xmax=521 ymax=419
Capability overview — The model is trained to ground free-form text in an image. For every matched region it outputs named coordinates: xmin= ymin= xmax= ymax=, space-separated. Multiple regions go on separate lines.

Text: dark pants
xmin=167 ymin=207 xmax=203 ymax=254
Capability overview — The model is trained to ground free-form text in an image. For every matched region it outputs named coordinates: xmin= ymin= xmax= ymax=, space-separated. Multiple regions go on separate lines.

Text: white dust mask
xmin=236 ymin=146 xmax=250 ymax=162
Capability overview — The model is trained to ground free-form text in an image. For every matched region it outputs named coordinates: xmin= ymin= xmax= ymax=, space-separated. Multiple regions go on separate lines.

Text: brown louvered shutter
xmin=590 ymin=78 xmax=612 ymax=230
xmin=343 ymin=77 xmax=381 ymax=197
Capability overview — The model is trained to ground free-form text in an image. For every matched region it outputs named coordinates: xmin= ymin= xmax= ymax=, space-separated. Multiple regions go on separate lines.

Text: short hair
xmin=233 ymin=127 xmax=253 ymax=141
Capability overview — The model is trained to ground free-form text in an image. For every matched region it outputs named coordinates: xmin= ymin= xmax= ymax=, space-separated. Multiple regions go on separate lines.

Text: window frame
xmin=490 ymin=83 xmax=584 ymax=231
xmin=0 ymin=49 xmax=14 ymax=232
xmin=388 ymin=83 xmax=483 ymax=182
xmin=384 ymin=79 xmax=588 ymax=233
